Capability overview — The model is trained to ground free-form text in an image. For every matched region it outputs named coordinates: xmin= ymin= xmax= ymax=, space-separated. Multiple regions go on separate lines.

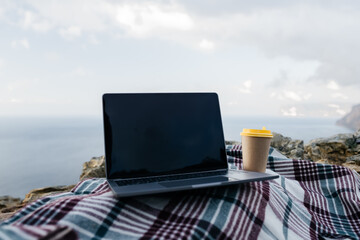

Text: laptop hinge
xmin=111 ymin=169 xmax=228 ymax=181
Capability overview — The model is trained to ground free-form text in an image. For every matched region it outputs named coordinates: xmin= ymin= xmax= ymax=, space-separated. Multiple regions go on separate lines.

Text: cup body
xmin=241 ymin=135 xmax=271 ymax=172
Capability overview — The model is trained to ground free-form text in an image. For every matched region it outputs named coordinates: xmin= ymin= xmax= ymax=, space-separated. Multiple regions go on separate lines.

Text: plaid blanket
xmin=1 ymin=145 xmax=360 ymax=240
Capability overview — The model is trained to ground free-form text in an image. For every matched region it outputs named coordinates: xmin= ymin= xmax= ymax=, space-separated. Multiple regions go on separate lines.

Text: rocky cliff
xmin=336 ymin=104 xmax=360 ymax=130
xmin=0 ymin=196 xmax=22 ymax=221
xmin=80 ymin=156 xmax=105 ymax=180
xmin=270 ymin=132 xmax=304 ymax=159
xmin=269 ymin=130 xmax=360 ymax=173
xmin=304 ymin=129 xmax=360 ymax=172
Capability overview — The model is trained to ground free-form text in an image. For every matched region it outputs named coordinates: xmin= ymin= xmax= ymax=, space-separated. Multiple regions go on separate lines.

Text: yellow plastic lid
xmin=240 ymin=127 xmax=273 ymax=138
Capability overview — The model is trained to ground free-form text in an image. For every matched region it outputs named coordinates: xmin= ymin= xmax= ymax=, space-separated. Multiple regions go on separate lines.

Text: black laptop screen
xmin=103 ymin=93 xmax=227 ymax=179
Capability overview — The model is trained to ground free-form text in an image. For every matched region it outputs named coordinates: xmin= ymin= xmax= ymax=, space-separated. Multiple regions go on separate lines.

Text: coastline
xmin=1 ymin=116 xmax=354 ymax=198
xmin=1 ymin=129 xmax=360 ymax=221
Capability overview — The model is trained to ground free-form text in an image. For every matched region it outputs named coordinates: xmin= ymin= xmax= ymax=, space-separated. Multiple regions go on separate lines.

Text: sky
xmin=1 ymin=0 xmax=360 ymax=118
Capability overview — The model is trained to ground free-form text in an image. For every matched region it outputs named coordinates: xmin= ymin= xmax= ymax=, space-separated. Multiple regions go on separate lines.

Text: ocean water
xmin=222 ymin=116 xmax=354 ymax=143
xmin=0 ymin=116 xmax=353 ymax=198
xmin=0 ymin=117 xmax=104 ymax=198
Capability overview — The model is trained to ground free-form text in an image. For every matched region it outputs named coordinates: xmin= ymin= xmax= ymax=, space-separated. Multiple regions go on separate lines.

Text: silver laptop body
xmin=103 ymin=93 xmax=278 ymax=197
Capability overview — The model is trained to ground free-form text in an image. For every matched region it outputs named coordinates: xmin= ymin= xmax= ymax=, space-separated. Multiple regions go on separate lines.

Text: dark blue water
xmin=0 ymin=116 xmax=353 ymax=198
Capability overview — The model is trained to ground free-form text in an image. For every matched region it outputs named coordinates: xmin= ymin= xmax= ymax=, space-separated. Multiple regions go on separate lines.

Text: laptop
xmin=103 ymin=93 xmax=278 ymax=197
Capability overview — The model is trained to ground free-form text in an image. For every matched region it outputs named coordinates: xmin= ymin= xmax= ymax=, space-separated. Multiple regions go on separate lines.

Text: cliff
xmin=270 ymin=130 xmax=360 ymax=172
xmin=336 ymin=104 xmax=360 ymax=130
xmin=270 ymin=132 xmax=304 ymax=159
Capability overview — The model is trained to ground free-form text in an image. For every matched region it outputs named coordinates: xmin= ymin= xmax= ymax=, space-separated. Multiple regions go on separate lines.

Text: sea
xmin=0 ymin=116 xmax=354 ymax=198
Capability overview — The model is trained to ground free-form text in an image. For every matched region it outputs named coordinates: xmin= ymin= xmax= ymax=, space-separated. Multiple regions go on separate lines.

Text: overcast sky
xmin=1 ymin=0 xmax=359 ymax=118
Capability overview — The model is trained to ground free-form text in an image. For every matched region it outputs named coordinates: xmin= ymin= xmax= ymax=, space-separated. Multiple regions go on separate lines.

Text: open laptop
xmin=103 ymin=93 xmax=278 ymax=197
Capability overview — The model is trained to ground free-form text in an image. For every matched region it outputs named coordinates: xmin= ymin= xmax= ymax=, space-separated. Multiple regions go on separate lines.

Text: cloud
xmin=328 ymin=104 xmax=339 ymax=109
xmin=281 ymin=107 xmax=299 ymax=117
xmin=270 ymin=90 xmax=310 ymax=102
xmin=327 ymin=103 xmax=347 ymax=115
xmin=11 ymin=39 xmax=30 ymax=49
xmin=5 ymin=0 xmax=359 ymax=86
xmin=17 ymin=0 xmax=112 ymax=32
xmin=20 ymin=10 xmax=52 ymax=32
xmin=72 ymin=67 xmax=92 ymax=77
xmin=238 ymin=80 xmax=252 ymax=94
xmin=303 ymin=93 xmax=312 ymax=100
xmin=283 ymin=91 xmax=302 ymax=102
xmin=336 ymin=109 xmax=346 ymax=115
xmin=184 ymin=2 xmax=360 ymax=86
xmin=6 ymin=78 xmax=40 ymax=92
xmin=10 ymin=98 xmax=22 ymax=103
xmin=6 ymin=1 xmax=195 ymax=42
xmin=227 ymin=101 xmax=238 ymax=106
xmin=268 ymin=70 xmax=288 ymax=87
xmin=59 ymin=26 xmax=82 ymax=40
xmin=44 ymin=52 xmax=60 ymax=61
xmin=199 ymin=39 xmax=214 ymax=50
xmin=326 ymin=80 xmax=340 ymax=90
xmin=88 ymin=35 xmax=100 ymax=45
xmin=331 ymin=92 xmax=348 ymax=100
xmin=114 ymin=3 xmax=194 ymax=37
xmin=1 ymin=1 xmax=360 ymax=117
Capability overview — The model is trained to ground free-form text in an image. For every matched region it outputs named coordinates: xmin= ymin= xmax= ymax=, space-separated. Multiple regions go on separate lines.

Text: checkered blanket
xmin=1 ymin=145 xmax=360 ymax=240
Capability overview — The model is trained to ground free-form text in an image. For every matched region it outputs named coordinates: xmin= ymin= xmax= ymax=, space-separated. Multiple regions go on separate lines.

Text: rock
xmin=270 ymin=132 xmax=304 ymax=159
xmin=79 ymin=156 xmax=106 ymax=181
xmin=355 ymin=128 xmax=360 ymax=137
xmin=345 ymin=154 xmax=360 ymax=165
xmin=0 ymin=196 xmax=24 ymax=222
xmin=0 ymin=196 xmax=21 ymax=210
xmin=354 ymin=129 xmax=360 ymax=145
xmin=0 ymin=212 xmax=19 ymax=222
xmin=0 ymin=185 xmax=75 ymax=222
xmin=225 ymin=140 xmax=241 ymax=145
xmin=22 ymin=185 xmax=75 ymax=204
xmin=336 ymin=104 xmax=360 ymax=130
xmin=304 ymin=133 xmax=358 ymax=164
xmin=268 ymin=131 xmax=360 ymax=173
xmin=314 ymin=159 xmax=327 ymax=164
xmin=0 ymin=196 xmax=22 ymax=217
xmin=342 ymin=163 xmax=360 ymax=173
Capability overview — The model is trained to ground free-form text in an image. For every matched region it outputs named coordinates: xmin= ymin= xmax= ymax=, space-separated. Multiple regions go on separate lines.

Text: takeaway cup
xmin=240 ymin=127 xmax=273 ymax=173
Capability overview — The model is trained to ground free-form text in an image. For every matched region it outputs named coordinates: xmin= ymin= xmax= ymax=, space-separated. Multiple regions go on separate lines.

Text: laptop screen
xmin=103 ymin=93 xmax=227 ymax=179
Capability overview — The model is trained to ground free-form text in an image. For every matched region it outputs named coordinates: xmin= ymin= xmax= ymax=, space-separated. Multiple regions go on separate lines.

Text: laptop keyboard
xmin=115 ymin=170 xmax=226 ymax=186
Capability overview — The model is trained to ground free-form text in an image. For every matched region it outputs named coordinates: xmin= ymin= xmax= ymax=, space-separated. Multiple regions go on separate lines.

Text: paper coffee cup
xmin=240 ymin=127 xmax=273 ymax=173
